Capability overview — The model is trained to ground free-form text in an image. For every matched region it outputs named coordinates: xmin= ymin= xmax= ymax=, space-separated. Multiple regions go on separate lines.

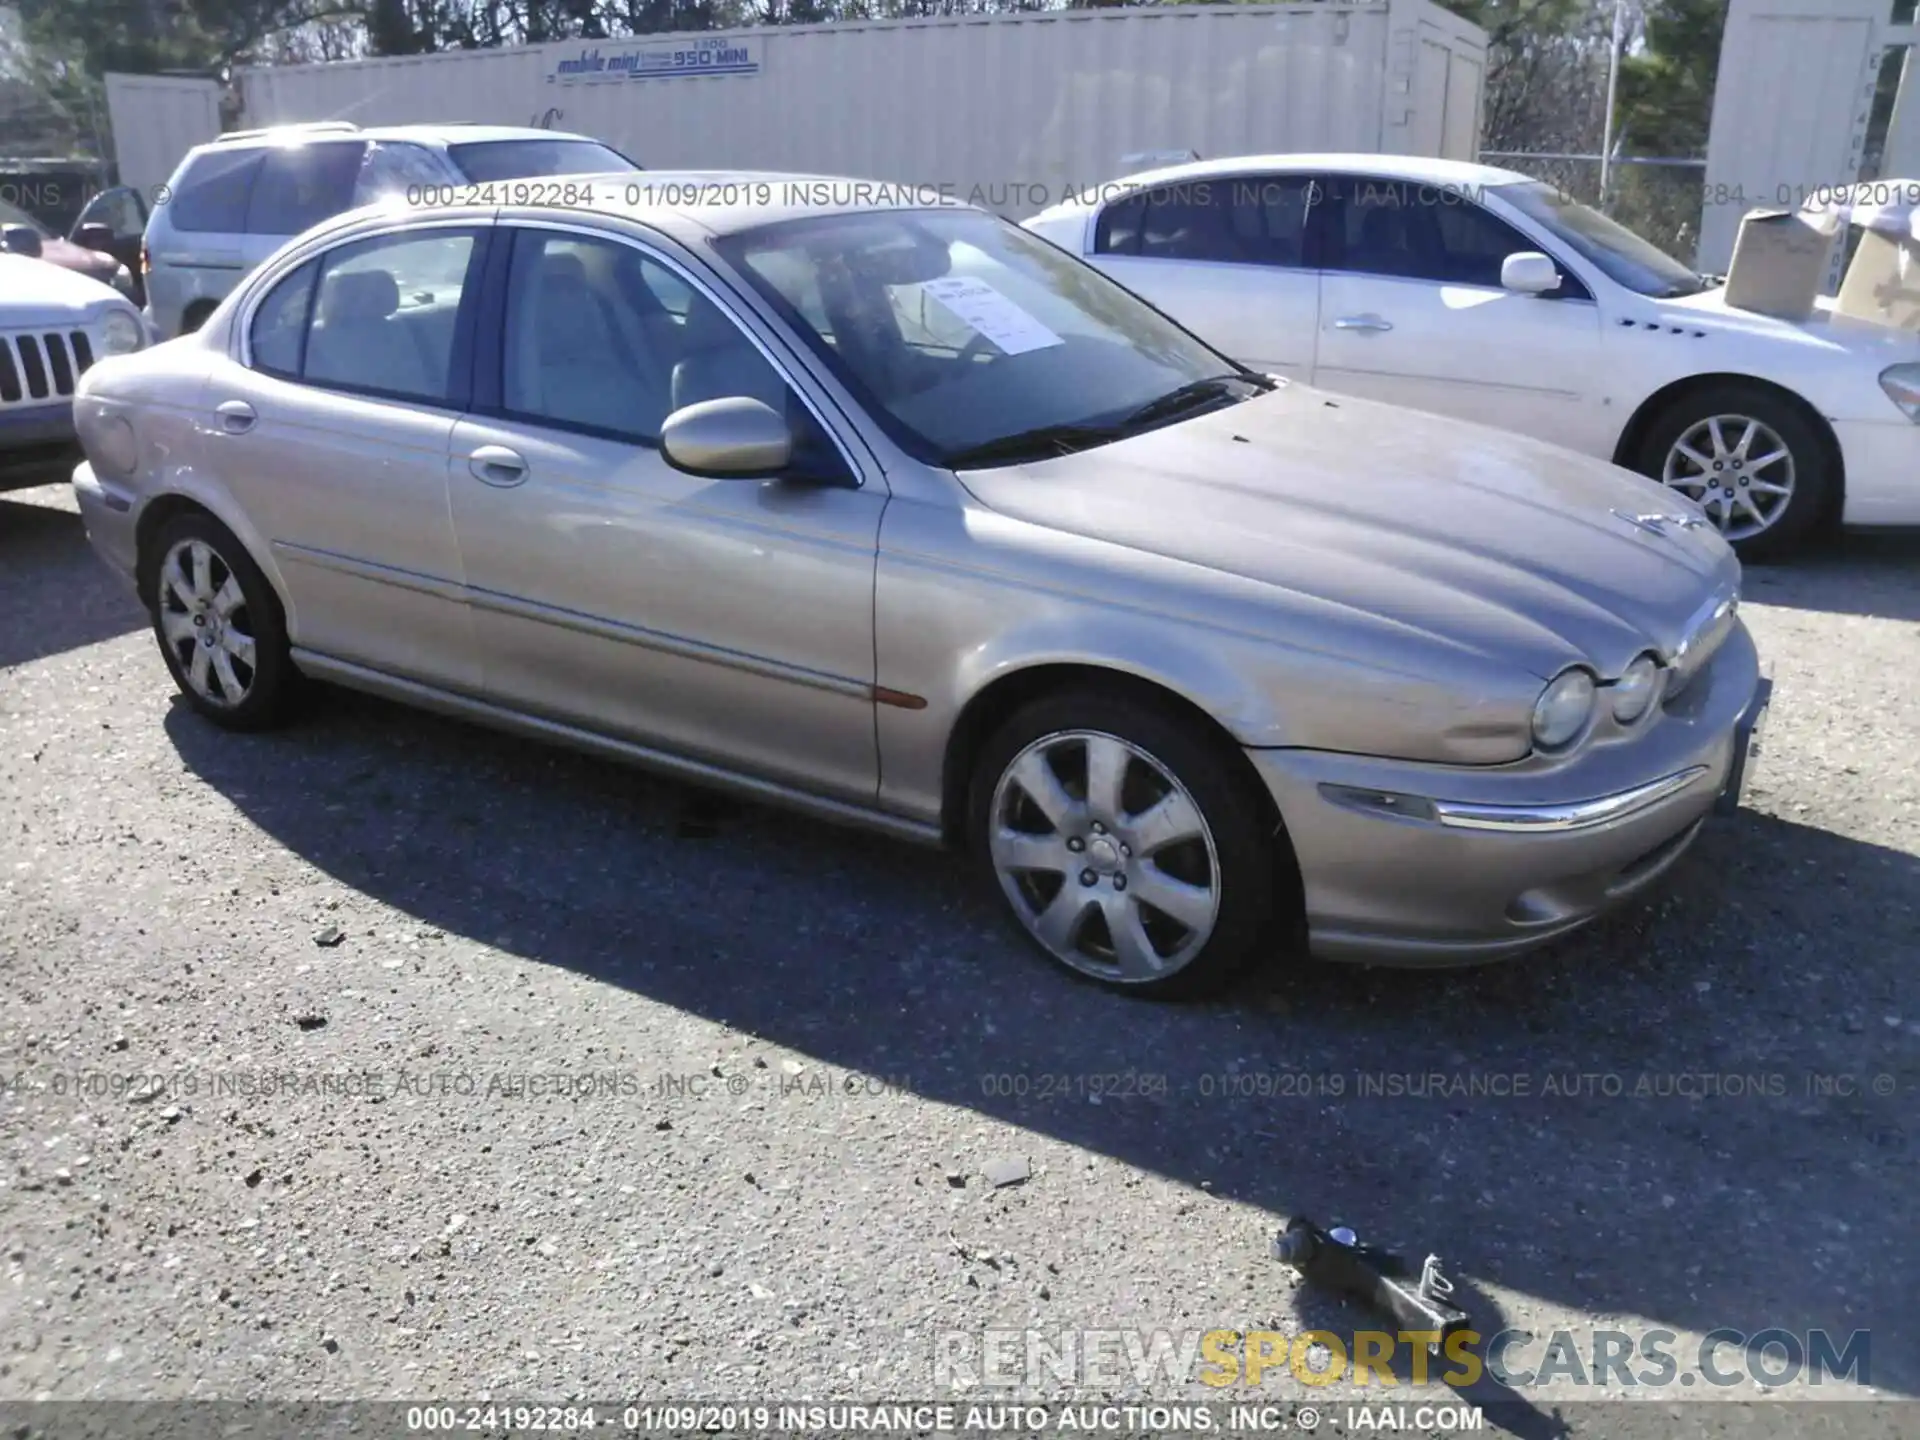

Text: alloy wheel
xmin=988 ymin=728 xmax=1222 ymax=983
xmin=1659 ymin=414 xmax=1795 ymax=541
xmin=156 ymin=537 xmax=258 ymax=708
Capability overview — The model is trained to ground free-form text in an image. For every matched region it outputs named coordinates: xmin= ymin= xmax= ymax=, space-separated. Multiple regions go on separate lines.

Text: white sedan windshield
xmin=1495 ymin=181 xmax=1710 ymax=299
xmin=716 ymin=209 xmax=1251 ymax=465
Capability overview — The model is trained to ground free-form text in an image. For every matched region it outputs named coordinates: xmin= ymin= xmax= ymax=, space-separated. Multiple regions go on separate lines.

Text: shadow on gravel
xmin=1741 ymin=528 xmax=1920 ymax=622
xmin=0 ymin=490 xmax=147 ymax=669
xmin=164 ymin=688 xmax=1919 ymax=1403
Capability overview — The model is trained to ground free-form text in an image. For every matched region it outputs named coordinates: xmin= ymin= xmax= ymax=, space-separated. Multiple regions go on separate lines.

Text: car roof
xmin=322 ymin=169 xmax=978 ymax=244
xmin=194 ymin=123 xmax=608 ymax=154
xmin=1035 ymin=152 xmax=1535 ymax=216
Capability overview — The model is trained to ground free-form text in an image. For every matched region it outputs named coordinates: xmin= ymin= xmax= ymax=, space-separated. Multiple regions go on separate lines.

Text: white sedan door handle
xmin=214 ymin=399 xmax=256 ymax=434
xmin=1331 ymin=314 xmax=1394 ymax=333
xmin=468 ymin=445 xmax=528 ymax=487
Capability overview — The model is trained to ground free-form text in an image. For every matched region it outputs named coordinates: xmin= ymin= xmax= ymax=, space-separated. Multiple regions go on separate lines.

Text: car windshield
xmin=714 ymin=208 xmax=1260 ymax=467
xmin=0 ymin=199 xmax=51 ymax=237
xmin=1495 ymin=180 xmax=1710 ymax=298
xmin=447 ymin=139 xmax=639 ymax=181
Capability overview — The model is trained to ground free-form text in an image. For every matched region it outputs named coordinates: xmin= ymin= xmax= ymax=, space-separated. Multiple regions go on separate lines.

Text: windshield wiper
xmin=1118 ymin=373 xmax=1269 ymax=433
xmin=944 ymin=422 xmax=1124 ymax=469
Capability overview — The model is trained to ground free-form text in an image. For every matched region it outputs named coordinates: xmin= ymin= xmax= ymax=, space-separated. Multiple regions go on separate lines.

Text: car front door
xmin=70 ymin=186 xmax=149 ymax=291
xmin=446 ymin=225 xmax=885 ymax=804
xmin=1312 ymin=175 xmax=1610 ymax=454
xmin=197 ymin=223 xmax=488 ymax=691
xmin=1083 ymin=174 xmax=1322 ymax=380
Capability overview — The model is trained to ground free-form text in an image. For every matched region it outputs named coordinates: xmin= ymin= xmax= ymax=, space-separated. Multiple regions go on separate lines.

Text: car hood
xmin=1664 ymin=286 xmax=1920 ymax=361
xmin=955 ymin=384 xmax=1741 ymax=682
xmin=0 ymin=252 xmax=121 ymax=317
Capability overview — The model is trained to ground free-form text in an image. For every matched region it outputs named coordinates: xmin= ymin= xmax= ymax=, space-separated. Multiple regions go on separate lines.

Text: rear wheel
xmin=1635 ymin=384 xmax=1832 ymax=560
xmin=967 ymin=687 xmax=1284 ymax=998
xmin=147 ymin=512 xmax=298 ymax=730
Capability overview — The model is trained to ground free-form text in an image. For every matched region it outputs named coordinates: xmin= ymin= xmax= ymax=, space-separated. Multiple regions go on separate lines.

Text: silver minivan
xmin=142 ymin=122 xmax=641 ymax=339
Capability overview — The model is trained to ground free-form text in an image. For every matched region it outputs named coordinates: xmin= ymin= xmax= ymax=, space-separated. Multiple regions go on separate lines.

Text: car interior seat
xmin=306 ymin=268 xmax=438 ymax=396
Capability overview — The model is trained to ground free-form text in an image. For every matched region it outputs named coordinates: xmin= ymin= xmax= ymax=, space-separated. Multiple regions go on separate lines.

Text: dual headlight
xmin=99 ymin=309 xmax=143 ymax=357
xmin=1530 ymin=653 xmax=1663 ymax=751
xmin=1882 ymin=364 xmax=1920 ymax=423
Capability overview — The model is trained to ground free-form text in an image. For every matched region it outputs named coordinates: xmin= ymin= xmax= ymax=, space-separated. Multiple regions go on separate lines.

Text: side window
xmin=1094 ymin=192 xmax=1147 ymax=256
xmin=1095 ymin=178 xmax=1317 ymax=267
xmin=501 ymin=230 xmax=796 ymax=445
xmin=1327 ymin=177 xmax=1590 ymax=296
xmin=248 ymin=259 xmax=318 ymax=377
xmin=244 ymin=143 xmax=367 ymax=237
xmin=78 ymin=188 xmax=145 ymax=239
xmin=167 ymin=150 xmax=263 ymax=234
xmin=353 ymin=142 xmax=450 ymax=207
xmin=303 ymin=229 xmax=478 ymax=404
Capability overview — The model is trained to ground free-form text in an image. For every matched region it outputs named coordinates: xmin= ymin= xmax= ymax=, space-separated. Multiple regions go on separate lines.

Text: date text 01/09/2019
xmin=1701 ymin=180 xmax=1920 ymax=210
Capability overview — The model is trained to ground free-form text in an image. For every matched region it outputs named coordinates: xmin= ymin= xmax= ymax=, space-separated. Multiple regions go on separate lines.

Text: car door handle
xmin=214 ymin=400 xmax=256 ymax=434
xmin=1331 ymin=314 xmax=1394 ymax=333
xmin=468 ymin=446 xmax=528 ymax=487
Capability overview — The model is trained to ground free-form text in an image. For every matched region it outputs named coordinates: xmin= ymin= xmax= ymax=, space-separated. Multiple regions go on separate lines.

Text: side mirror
xmin=1501 ymin=251 xmax=1561 ymax=295
xmin=1 ymin=225 xmax=44 ymax=258
xmin=73 ymin=223 xmax=116 ymax=252
xmin=661 ymin=396 xmax=793 ymax=478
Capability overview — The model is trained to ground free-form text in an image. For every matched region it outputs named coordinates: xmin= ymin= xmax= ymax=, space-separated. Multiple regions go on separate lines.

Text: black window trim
xmin=470 ymin=218 xmax=862 ymax=488
xmin=1317 ymin=172 xmax=1597 ymax=303
xmin=235 ymin=220 xmax=492 ymax=414
xmin=1092 ymin=172 xmax=1327 ymax=271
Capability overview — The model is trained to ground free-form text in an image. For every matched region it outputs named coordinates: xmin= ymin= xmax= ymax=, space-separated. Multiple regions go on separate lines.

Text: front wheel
xmin=967 ymin=688 xmax=1284 ymax=999
xmin=1635 ymin=385 xmax=1833 ymax=560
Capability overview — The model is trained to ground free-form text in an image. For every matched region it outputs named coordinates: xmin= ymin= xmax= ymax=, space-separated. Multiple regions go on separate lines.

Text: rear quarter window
xmin=244 ymin=143 xmax=367 ymax=237
xmin=446 ymin=139 xmax=638 ymax=181
xmin=167 ymin=149 xmax=264 ymax=234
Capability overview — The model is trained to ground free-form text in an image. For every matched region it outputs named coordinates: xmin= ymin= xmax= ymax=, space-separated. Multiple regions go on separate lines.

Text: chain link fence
xmin=1480 ymin=153 xmax=1710 ymax=271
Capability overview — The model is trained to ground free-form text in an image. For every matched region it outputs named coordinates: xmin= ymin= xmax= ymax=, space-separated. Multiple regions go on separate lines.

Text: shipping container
xmin=209 ymin=2 xmax=1484 ymax=220
xmin=103 ymin=73 xmax=226 ymax=199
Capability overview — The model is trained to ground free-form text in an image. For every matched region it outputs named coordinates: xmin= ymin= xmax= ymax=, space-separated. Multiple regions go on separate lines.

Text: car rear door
xmin=1081 ymin=173 xmax=1322 ymax=380
xmin=197 ymin=222 xmax=489 ymax=692
xmin=1312 ymin=175 xmax=1610 ymax=454
xmin=445 ymin=224 xmax=885 ymax=804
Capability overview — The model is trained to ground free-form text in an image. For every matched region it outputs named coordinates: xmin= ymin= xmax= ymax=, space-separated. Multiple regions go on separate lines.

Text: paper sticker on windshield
xmin=919 ymin=276 xmax=1063 ymax=356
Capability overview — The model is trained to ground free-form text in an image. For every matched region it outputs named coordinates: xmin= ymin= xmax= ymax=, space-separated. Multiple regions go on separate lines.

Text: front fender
xmin=871 ymin=498 xmax=1537 ymax=825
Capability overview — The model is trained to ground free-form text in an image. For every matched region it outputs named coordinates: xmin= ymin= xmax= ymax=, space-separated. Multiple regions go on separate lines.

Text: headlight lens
xmin=1882 ymin=363 xmax=1920 ymax=422
xmin=1610 ymin=652 xmax=1662 ymax=725
xmin=100 ymin=310 xmax=142 ymax=356
xmin=1532 ymin=668 xmax=1596 ymax=751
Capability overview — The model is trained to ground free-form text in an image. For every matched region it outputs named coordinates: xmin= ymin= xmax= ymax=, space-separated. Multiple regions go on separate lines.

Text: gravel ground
xmin=2 ymin=482 xmax=1916 ymax=1435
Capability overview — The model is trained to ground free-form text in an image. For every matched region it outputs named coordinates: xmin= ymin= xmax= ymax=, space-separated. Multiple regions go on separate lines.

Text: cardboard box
xmin=1721 ymin=208 xmax=1841 ymax=321
xmin=1833 ymin=227 xmax=1920 ymax=330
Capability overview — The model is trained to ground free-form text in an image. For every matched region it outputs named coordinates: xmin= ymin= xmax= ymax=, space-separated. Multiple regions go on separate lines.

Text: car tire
xmin=1635 ymin=384 xmax=1833 ymax=560
xmin=146 ymin=512 xmax=299 ymax=731
xmin=967 ymin=686 xmax=1284 ymax=999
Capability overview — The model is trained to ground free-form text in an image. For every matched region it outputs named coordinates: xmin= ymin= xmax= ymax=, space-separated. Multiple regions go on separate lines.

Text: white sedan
xmin=1025 ymin=155 xmax=1920 ymax=558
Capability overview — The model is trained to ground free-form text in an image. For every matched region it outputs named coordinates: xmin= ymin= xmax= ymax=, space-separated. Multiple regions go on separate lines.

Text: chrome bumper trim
xmin=1432 ymin=765 xmax=1711 ymax=834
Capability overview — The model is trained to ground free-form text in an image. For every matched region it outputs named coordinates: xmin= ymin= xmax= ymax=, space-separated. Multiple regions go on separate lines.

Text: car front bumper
xmin=1249 ymin=619 xmax=1765 ymax=966
xmin=1833 ymin=415 xmax=1920 ymax=526
xmin=0 ymin=403 xmax=81 ymax=491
